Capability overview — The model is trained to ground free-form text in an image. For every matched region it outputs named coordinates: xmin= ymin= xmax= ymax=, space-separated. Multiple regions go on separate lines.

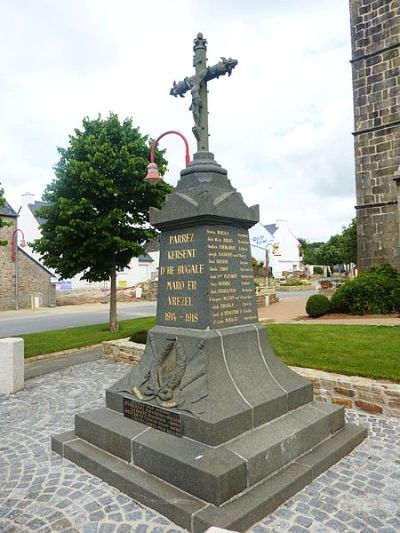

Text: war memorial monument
xmin=53 ymin=34 xmax=367 ymax=532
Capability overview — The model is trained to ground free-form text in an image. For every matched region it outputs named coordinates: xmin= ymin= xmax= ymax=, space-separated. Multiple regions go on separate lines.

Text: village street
xmin=0 ymin=301 xmax=157 ymax=337
xmin=0 ymin=290 xmax=318 ymax=337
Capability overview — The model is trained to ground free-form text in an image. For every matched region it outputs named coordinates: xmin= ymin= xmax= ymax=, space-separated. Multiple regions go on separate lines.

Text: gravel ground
xmin=0 ymin=360 xmax=399 ymax=533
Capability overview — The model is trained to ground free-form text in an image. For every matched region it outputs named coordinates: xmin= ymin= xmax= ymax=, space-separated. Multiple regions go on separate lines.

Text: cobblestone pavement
xmin=0 ymin=360 xmax=399 ymax=533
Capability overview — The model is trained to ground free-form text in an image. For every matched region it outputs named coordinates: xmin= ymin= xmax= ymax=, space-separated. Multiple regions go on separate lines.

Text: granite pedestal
xmin=53 ymin=153 xmax=366 ymax=532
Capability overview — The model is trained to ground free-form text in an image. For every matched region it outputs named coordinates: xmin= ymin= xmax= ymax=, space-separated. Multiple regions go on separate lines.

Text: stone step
xmin=52 ymin=422 xmax=367 ymax=532
xmin=226 ymin=401 xmax=344 ymax=486
xmin=193 ymin=424 xmax=367 ymax=532
xmin=52 ymin=431 xmax=205 ymax=532
xmin=74 ymin=400 xmax=344 ymax=505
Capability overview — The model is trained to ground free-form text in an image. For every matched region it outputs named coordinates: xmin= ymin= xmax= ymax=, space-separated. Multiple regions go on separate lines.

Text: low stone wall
xmin=278 ymin=285 xmax=314 ymax=292
xmin=102 ymin=339 xmax=400 ymax=418
xmin=102 ymin=338 xmax=144 ymax=365
xmin=293 ymin=366 xmax=400 ymax=418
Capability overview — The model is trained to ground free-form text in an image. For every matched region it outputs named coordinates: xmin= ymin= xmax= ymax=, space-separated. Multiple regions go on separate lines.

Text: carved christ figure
xmin=170 ymin=33 xmax=238 ymax=152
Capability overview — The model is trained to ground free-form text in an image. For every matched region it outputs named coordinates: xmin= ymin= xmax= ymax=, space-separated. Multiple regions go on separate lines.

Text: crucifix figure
xmin=170 ymin=33 xmax=238 ymax=152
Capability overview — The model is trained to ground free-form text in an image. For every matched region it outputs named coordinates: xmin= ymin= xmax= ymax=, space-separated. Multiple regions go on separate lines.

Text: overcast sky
xmin=0 ymin=0 xmax=355 ymax=241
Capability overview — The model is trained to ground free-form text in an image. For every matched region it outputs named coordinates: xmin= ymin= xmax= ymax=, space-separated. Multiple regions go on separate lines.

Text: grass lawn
xmin=19 ymin=316 xmax=156 ymax=358
xmin=268 ymin=324 xmax=400 ymax=382
xmin=10 ymin=320 xmax=400 ymax=382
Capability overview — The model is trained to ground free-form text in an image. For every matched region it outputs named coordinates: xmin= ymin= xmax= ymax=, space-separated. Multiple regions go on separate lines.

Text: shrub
xmin=306 ymin=294 xmax=332 ymax=318
xmin=129 ymin=329 xmax=148 ymax=344
xmin=330 ymin=263 xmax=400 ymax=315
xmin=313 ymin=266 xmax=323 ymax=275
xmin=391 ymin=287 xmax=400 ymax=313
xmin=330 ymin=288 xmax=349 ymax=313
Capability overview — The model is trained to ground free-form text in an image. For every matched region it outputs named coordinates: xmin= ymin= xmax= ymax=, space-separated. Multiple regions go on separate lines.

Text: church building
xmin=349 ymin=0 xmax=400 ymax=270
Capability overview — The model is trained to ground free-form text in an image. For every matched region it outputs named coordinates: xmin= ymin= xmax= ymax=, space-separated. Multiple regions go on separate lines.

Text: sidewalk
xmin=258 ymin=296 xmax=400 ymax=326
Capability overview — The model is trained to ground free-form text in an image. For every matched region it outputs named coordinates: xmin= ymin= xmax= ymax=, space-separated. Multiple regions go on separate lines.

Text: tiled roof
xmin=264 ymin=223 xmax=278 ymax=235
xmin=144 ymin=237 xmax=160 ymax=252
xmin=0 ymin=200 xmax=18 ymax=218
xmin=138 ymin=252 xmax=154 ymax=263
xmin=28 ymin=201 xmax=48 ymax=225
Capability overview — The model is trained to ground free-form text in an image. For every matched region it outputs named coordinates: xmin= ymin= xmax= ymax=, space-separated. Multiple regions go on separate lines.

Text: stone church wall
xmin=350 ymin=0 xmax=400 ymax=270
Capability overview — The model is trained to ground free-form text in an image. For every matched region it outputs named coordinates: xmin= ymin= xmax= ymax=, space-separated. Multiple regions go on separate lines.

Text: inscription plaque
xmin=123 ymin=397 xmax=183 ymax=437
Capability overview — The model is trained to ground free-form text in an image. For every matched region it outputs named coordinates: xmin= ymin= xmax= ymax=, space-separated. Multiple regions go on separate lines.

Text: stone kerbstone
xmin=0 ymin=338 xmax=24 ymax=394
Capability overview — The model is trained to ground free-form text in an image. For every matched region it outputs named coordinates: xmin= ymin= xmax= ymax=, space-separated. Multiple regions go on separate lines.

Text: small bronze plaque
xmin=123 ymin=397 xmax=183 ymax=437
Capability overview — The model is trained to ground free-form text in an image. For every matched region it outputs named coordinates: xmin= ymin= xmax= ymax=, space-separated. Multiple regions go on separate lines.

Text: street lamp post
xmin=144 ymin=130 xmax=191 ymax=184
xmin=250 ymin=240 xmax=274 ymax=283
xmin=11 ymin=228 xmax=26 ymax=310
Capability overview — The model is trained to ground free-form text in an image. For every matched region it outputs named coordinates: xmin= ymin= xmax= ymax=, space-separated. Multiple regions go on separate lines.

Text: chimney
xmin=21 ymin=192 xmax=35 ymax=206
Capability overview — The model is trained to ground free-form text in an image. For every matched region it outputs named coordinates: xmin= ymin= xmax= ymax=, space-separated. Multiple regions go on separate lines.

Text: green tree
xmin=317 ymin=219 xmax=358 ymax=268
xmin=340 ymin=218 xmax=357 ymax=264
xmin=299 ymin=219 xmax=358 ymax=269
xmin=33 ymin=114 xmax=171 ymax=332
xmin=0 ymin=186 xmax=9 ymax=246
xmin=316 ymin=234 xmax=343 ymax=267
xmin=298 ymin=238 xmax=324 ymax=265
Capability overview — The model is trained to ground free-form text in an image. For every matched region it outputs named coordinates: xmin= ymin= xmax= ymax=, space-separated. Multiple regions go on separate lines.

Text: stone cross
xmin=170 ymin=33 xmax=238 ymax=152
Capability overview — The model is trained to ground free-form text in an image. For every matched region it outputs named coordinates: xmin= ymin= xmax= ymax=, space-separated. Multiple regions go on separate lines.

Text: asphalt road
xmin=0 ymin=301 xmax=157 ymax=337
xmin=0 ymin=289 xmax=317 ymax=337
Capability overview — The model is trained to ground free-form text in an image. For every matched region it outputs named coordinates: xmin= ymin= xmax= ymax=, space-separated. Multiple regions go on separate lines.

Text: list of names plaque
xmin=157 ymin=225 xmax=258 ymax=329
xmin=207 ymin=227 xmax=258 ymax=328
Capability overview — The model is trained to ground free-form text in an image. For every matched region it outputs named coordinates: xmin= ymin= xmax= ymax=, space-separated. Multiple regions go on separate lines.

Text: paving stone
xmin=295 ymin=515 xmax=313 ymax=527
xmin=0 ymin=360 xmax=398 ymax=532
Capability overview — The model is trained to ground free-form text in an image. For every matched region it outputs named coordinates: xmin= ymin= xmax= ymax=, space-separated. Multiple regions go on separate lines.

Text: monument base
xmin=52 ymin=324 xmax=367 ymax=531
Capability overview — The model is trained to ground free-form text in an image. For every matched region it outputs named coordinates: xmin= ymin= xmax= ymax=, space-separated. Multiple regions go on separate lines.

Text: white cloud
xmin=0 ymin=0 xmax=355 ymax=241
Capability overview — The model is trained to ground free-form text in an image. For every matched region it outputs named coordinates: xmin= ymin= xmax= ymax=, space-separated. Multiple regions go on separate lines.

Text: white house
xmin=249 ymin=220 xmax=303 ymax=278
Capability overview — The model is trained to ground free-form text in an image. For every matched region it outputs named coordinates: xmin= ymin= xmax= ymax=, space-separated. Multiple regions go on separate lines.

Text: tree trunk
xmin=109 ymin=264 xmax=119 ymax=332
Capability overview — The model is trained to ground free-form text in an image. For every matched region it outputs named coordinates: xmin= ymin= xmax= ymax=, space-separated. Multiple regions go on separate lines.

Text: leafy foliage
xmin=297 ymin=238 xmax=324 ymax=265
xmin=299 ymin=219 xmax=358 ymax=267
xmin=32 ymin=114 xmax=172 ymax=330
xmin=330 ymin=264 xmax=400 ymax=315
xmin=306 ymin=294 xmax=332 ymax=318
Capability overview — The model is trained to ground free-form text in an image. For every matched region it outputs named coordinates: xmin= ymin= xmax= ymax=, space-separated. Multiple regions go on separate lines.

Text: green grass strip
xmin=268 ymin=324 xmax=400 ymax=382
xmin=10 ymin=320 xmax=400 ymax=382
xmin=18 ymin=317 xmax=156 ymax=358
